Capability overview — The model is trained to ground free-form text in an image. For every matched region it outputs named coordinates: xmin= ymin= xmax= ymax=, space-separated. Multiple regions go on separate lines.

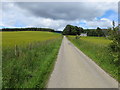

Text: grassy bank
xmin=3 ymin=38 xmax=62 ymax=88
xmin=2 ymin=31 xmax=62 ymax=88
xmin=67 ymin=36 xmax=119 ymax=82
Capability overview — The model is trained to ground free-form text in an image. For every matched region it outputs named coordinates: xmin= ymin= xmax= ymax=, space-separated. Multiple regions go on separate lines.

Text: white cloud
xmin=84 ymin=18 xmax=118 ymax=29
xmin=1 ymin=2 xmax=118 ymax=30
xmin=1 ymin=0 xmax=119 ymax=2
xmin=14 ymin=2 xmax=118 ymax=20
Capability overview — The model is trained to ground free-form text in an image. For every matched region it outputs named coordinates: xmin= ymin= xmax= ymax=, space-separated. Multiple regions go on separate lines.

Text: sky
xmin=0 ymin=1 xmax=119 ymax=31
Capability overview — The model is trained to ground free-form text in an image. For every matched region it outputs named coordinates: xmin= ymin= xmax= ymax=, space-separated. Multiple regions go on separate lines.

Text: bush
xmin=108 ymin=29 xmax=120 ymax=66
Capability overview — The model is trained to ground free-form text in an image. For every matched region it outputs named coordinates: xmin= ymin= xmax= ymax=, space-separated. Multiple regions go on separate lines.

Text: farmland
xmin=2 ymin=31 xmax=62 ymax=88
xmin=2 ymin=31 xmax=61 ymax=47
xmin=67 ymin=36 xmax=119 ymax=82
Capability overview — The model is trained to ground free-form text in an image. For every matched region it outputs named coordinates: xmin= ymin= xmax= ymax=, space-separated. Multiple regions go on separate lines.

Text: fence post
xmin=15 ymin=45 xmax=19 ymax=57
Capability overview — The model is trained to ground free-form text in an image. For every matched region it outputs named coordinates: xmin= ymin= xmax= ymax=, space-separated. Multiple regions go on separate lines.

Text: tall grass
xmin=2 ymin=37 xmax=62 ymax=88
xmin=67 ymin=36 xmax=119 ymax=82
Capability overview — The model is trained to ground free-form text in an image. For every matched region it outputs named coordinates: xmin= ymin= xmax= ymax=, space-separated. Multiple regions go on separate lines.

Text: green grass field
xmin=67 ymin=36 xmax=119 ymax=82
xmin=2 ymin=31 xmax=61 ymax=47
xmin=2 ymin=31 xmax=62 ymax=88
xmin=78 ymin=36 xmax=112 ymax=45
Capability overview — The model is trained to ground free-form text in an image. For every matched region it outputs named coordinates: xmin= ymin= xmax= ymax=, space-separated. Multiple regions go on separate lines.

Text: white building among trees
xmin=80 ymin=33 xmax=87 ymax=36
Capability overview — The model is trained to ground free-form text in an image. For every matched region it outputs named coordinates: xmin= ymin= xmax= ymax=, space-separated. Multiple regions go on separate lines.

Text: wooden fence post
xmin=15 ymin=45 xmax=19 ymax=57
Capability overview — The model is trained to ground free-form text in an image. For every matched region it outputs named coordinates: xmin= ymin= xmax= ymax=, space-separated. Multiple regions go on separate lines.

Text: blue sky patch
xmin=97 ymin=9 xmax=118 ymax=21
xmin=14 ymin=21 xmax=26 ymax=28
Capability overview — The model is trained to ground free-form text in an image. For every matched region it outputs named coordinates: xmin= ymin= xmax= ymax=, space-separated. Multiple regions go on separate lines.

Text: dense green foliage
xmin=62 ymin=25 xmax=108 ymax=37
xmin=87 ymin=27 xmax=105 ymax=37
xmin=108 ymin=27 xmax=120 ymax=82
xmin=2 ymin=27 xmax=55 ymax=32
xmin=2 ymin=31 xmax=60 ymax=47
xmin=2 ymin=37 xmax=62 ymax=88
xmin=62 ymin=25 xmax=83 ymax=35
xmin=67 ymin=36 xmax=119 ymax=82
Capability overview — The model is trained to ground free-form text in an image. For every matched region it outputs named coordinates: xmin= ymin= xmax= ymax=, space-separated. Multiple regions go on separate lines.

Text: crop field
xmin=67 ymin=36 xmax=119 ymax=82
xmin=78 ymin=36 xmax=112 ymax=45
xmin=2 ymin=31 xmax=61 ymax=47
xmin=2 ymin=31 xmax=62 ymax=88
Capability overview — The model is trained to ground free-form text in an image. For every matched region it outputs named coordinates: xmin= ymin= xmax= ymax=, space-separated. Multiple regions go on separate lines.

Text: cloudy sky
xmin=1 ymin=1 xmax=119 ymax=31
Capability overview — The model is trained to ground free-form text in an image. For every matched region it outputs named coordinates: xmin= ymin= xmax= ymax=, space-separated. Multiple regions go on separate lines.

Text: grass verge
xmin=2 ymin=37 xmax=62 ymax=88
xmin=67 ymin=36 xmax=119 ymax=82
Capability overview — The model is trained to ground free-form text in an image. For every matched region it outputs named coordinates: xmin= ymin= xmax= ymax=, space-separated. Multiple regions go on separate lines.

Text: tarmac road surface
xmin=47 ymin=36 xmax=118 ymax=88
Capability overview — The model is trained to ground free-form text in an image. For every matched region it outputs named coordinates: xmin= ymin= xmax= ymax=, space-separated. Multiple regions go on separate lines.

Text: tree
xmin=112 ymin=20 xmax=115 ymax=31
xmin=62 ymin=25 xmax=82 ymax=35
xmin=96 ymin=27 xmax=105 ymax=37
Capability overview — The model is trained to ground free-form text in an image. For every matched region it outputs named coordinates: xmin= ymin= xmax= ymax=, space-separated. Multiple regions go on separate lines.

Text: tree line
xmin=2 ymin=27 xmax=55 ymax=32
xmin=62 ymin=24 xmax=119 ymax=37
xmin=86 ymin=27 xmax=105 ymax=37
xmin=62 ymin=24 xmax=105 ymax=36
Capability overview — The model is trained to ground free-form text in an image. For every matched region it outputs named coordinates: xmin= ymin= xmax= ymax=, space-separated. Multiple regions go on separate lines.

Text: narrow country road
xmin=47 ymin=36 xmax=118 ymax=88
